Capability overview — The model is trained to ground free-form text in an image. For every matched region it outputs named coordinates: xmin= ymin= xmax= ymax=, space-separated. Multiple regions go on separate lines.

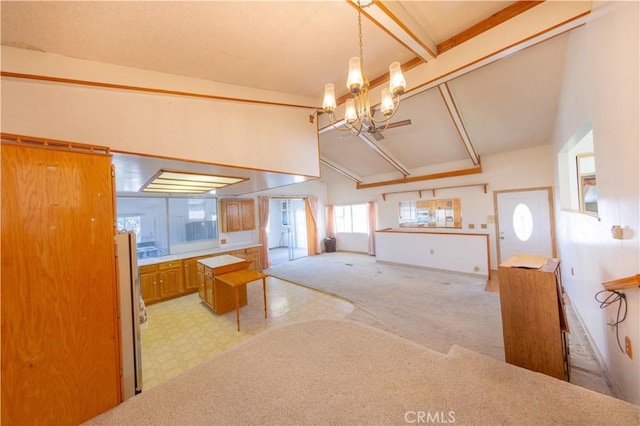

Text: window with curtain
xmin=334 ymin=204 xmax=368 ymax=233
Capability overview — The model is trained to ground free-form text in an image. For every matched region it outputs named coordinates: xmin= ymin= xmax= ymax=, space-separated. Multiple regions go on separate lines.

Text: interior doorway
xmin=268 ymin=198 xmax=308 ymax=266
xmin=494 ymin=187 xmax=556 ymax=264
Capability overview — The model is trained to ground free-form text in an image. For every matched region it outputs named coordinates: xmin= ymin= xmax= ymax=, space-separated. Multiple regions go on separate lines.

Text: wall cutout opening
xmin=557 ymin=118 xmax=598 ymax=215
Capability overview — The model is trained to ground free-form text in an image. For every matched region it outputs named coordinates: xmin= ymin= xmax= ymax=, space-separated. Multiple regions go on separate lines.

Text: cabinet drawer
xmin=139 ymin=264 xmax=158 ymax=274
xmin=159 ymin=261 xmax=182 ymax=271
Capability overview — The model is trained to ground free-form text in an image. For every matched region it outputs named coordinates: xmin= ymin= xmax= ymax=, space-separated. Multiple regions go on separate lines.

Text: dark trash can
xmin=325 ymin=237 xmax=336 ymax=253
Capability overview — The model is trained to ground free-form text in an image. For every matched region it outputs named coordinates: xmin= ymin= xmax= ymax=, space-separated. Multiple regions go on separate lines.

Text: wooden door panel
xmin=1 ymin=143 xmax=120 ymax=424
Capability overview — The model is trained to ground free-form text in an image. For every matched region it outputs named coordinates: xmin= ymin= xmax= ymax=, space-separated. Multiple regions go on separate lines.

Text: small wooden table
xmin=215 ymin=269 xmax=268 ymax=331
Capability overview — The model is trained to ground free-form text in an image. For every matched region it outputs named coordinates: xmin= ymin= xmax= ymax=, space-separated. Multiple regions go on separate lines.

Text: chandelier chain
xmin=357 ymin=1 xmax=365 ymax=82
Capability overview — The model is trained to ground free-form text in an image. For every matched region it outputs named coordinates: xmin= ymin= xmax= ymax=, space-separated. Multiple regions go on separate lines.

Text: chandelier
xmin=322 ymin=0 xmax=406 ymax=136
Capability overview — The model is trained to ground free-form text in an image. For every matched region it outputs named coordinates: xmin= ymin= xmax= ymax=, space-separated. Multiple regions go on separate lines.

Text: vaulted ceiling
xmin=0 ymin=1 xmax=591 ymax=194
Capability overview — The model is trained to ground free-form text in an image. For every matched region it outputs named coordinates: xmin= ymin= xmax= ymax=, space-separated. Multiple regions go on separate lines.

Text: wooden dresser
xmin=498 ymin=256 xmax=570 ymax=381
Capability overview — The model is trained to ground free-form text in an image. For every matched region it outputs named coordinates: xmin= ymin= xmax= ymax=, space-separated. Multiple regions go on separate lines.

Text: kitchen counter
xmin=137 ymin=242 xmax=261 ymax=266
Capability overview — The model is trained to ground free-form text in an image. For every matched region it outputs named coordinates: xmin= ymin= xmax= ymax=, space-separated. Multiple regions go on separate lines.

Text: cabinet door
xmin=241 ymin=199 xmax=255 ymax=230
xmin=225 ymin=201 xmax=243 ymax=232
xmin=159 ymin=268 xmax=182 ymax=299
xmin=197 ymin=263 xmax=205 ymax=300
xmin=204 ymin=269 xmax=215 ymax=307
xmin=140 ymin=271 xmax=159 ymax=304
xmin=183 ymin=258 xmax=200 ymax=291
xmin=1 ymin=143 xmax=120 ymax=424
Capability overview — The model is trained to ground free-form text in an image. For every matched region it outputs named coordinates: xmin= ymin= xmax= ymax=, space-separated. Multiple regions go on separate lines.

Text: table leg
xmin=234 ymin=286 xmax=240 ymax=331
xmin=262 ymin=277 xmax=267 ymax=319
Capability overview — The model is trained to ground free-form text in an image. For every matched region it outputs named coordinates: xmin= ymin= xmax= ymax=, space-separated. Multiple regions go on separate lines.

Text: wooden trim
xmin=0 ymin=71 xmax=316 ymax=110
xmin=1 ymin=132 xmax=110 ymax=154
xmin=381 ymin=183 xmax=488 ymax=201
xmin=376 ymin=228 xmax=488 ymax=238
xmin=603 ymin=275 xmax=640 ymax=291
xmin=356 ymin=163 xmax=482 ymax=190
xmin=437 ymin=1 xmax=545 ymax=54
xmin=404 ymin=13 xmax=589 ymax=103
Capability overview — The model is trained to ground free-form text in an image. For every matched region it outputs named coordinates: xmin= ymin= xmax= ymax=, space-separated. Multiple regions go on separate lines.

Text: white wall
xmin=1 ymin=47 xmax=320 ymax=178
xmin=326 ymin=145 xmax=554 ymax=267
xmin=551 ymin=1 xmax=639 ymax=404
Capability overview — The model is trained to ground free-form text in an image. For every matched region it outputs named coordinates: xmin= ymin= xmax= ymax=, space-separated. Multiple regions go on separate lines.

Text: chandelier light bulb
xmin=380 ymin=88 xmax=395 ymax=117
xmin=323 ymin=83 xmax=337 ymax=112
xmin=389 ymin=62 xmax=406 ymax=96
xmin=346 ymin=57 xmax=364 ymax=94
xmin=345 ymin=99 xmax=358 ymax=124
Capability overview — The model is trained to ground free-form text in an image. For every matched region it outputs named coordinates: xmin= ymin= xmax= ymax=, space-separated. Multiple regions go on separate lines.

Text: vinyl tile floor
xmin=140 ymin=276 xmax=354 ymax=390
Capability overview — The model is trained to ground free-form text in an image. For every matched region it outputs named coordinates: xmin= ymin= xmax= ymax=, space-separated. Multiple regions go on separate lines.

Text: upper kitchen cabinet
xmin=220 ymin=199 xmax=255 ymax=232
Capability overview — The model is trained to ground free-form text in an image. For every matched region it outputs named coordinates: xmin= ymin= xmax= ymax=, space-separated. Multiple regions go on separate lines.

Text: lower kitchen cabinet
xmin=158 ymin=261 xmax=183 ymax=299
xmin=183 ymin=256 xmax=207 ymax=292
xmin=140 ymin=261 xmax=183 ymax=305
xmin=140 ymin=246 xmax=263 ymax=306
xmin=140 ymin=264 xmax=161 ymax=304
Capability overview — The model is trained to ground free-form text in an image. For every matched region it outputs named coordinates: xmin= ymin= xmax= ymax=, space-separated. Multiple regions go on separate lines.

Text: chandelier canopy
xmin=322 ymin=0 xmax=406 ymax=136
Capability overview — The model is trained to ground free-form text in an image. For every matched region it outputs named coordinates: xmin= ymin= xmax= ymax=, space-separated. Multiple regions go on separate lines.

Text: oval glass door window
xmin=513 ymin=203 xmax=533 ymax=241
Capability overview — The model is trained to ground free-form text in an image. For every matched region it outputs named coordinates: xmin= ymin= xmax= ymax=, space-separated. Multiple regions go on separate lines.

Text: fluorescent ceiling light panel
xmin=140 ymin=170 xmax=246 ymax=194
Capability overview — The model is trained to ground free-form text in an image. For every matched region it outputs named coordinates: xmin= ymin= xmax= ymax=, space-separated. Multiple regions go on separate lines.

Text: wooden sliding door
xmin=1 ymin=142 xmax=121 ymax=424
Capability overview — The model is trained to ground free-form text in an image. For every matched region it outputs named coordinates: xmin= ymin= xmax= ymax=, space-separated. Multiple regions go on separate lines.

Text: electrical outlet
xmin=430 ymin=249 xmax=434 ymax=255
xmin=625 ymin=336 xmax=633 ymax=359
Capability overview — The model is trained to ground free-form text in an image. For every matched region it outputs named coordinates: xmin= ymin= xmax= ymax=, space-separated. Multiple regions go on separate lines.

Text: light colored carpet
xmin=264 ymin=252 xmax=619 ymax=398
xmin=87 ymin=319 xmax=640 ymax=425
xmin=266 ymin=252 xmax=505 ymax=359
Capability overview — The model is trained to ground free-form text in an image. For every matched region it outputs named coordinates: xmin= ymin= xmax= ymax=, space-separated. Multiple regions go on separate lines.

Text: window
xmin=334 ymin=204 xmax=368 ymax=233
xmin=512 ymin=203 xmax=533 ymax=241
xmin=117 ymin=196 xmax=218 ymax=258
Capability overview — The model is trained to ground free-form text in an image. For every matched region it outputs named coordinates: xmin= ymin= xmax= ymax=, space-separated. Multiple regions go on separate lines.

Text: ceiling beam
xmin=438 ymin=82 xmax=480 ymax=166
xmin=437 ymin=1 xmax=544 ymax=55
xmin=320 ymin=156 xmax=363 ymax=183
xmin=351 ymin=0 xmax=437 ymax=62
xmin=319 ymin=1 xmax=591 ymax=132
xmin=356 ymin=162 xmax=483 ymax=190
xmin=355 ymin=132 xmax=411 ymax=176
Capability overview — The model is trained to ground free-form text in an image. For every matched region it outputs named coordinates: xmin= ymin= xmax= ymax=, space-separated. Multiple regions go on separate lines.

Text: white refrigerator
xmin=115 ymin=232 xmax=143 ymax=399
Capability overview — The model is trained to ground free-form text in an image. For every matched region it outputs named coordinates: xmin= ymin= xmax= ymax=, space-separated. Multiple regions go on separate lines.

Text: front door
xmin=495 ymin=188 xmax=556 ymax=264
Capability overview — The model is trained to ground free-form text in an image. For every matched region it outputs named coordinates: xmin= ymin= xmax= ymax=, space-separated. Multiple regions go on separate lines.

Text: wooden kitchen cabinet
xmin=229 ymin=247 xmax=263 ymax=271
xmin=140 ymin=261 xmax=182 ymax=305
xmin=158 ymin=261 xmax=183 ymax=299
xmin=498 ymin=256 xmax=570 ymax=381
xmin=183 ymin=256 xmax=209 ymax=292
xmin=220 ymin=198 xmax=256 ymax=232
xmin=140 ymin=264 xmax=161 ymax=304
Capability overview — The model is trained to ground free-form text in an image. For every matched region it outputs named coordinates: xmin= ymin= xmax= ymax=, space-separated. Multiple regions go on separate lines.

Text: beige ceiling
xmin=0 ymin=1 xmax=590 ymax=195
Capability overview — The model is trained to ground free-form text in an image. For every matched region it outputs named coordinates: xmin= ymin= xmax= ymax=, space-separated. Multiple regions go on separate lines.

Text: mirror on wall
xmin=398 ymin=198 xmax=461 ymax=228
